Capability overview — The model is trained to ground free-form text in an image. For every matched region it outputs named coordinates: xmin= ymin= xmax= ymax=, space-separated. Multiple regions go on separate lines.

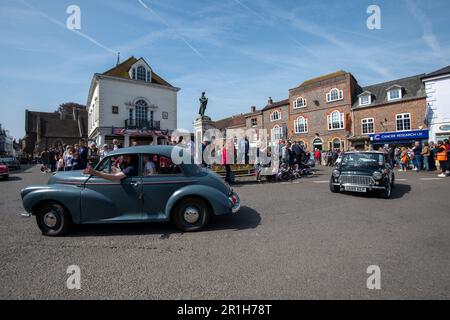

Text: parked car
xmin=20 ymin=146 xmax=241 ymax=236
xmin=0 ymin=156 xmax=21 ymax=170
xmin=0 ymin=162 xmax=9 ymax=180
xmin=329 ymin=151 xmax=395 ymax=199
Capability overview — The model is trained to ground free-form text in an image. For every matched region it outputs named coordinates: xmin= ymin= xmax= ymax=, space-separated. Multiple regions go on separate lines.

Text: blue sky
xmin=1 ymin=0 xmax=449 ymax=139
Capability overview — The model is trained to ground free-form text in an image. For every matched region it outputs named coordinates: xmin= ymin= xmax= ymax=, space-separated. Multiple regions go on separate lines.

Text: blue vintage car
xmin=20 ymin=146 xmax=240 ymax=236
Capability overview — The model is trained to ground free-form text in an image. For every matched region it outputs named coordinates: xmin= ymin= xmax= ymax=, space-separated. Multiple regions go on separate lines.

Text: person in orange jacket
xmin=436 ymin=141 xmax=448 ymax=177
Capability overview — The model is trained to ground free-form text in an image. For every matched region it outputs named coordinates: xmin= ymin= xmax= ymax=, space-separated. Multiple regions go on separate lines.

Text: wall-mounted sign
xmin=439 ymin=125 xmax=450 ymax=132
xmin=369 ymin=130 xmax=429 ymax=142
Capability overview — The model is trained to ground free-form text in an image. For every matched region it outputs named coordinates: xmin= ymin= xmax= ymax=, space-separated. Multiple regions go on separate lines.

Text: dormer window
xmin=359 ymin=94 xmax=372 ymax=106
xmin=388 ymin=89 xmax=401 ymax=101
xmin=131 ymin=64 xmax=151 ymax=82
xmin=387 ymin=85 xmax=403 ymax=101
xmin=326 ymin=88 xmax=343 ymax=102
xmin=294 ymin=97 xmax=307 ymax=109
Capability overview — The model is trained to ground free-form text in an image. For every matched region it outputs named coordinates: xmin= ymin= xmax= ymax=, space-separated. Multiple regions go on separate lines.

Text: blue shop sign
xmin=369 ymin=130 xmax=429 ymax=142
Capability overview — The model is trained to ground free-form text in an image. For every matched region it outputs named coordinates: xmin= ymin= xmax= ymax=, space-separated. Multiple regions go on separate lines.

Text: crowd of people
xmin=37 ymin=136 xmax=450 ymax=180
xmin=380 ymin=139 xmax=450 ymax=177
xmin=39 ymin=139 xmax=123 ymax=173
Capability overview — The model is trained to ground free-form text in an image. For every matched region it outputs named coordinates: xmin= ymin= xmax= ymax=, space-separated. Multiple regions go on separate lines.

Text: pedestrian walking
xmin=399 ymin=147 xmax=409 ymax=172
xmin=429 ymin=142 xmax=437 ymax=171
xmin=421 ymin=142 xmax=430 ymax=171
xmin=412 ymin=141 xmax=422 ymax=171
xmin=436 ymin=141 xmax=448 ymax=177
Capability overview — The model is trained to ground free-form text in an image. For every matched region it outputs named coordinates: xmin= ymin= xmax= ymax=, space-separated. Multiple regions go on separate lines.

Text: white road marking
xmin=313 ymin=181 xmax=329 ymax=183
xmin=396 ymin=179 xmax=408 ymax=181
xmin=419 ymin=178 xmax=445 ymax=181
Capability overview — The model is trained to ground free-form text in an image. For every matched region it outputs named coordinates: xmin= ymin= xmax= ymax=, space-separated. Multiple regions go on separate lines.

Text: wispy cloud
xmin=404 ymin=0 xmax=449 ymax=65
xmin=19 ymin=0 xmax=117 ymax=55
xmin=137 ymin=0 xmax=206 ymax=61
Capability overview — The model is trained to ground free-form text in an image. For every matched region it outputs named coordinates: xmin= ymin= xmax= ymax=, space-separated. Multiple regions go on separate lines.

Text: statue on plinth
xmin=197 ymin=92 xmax=211 ymax=121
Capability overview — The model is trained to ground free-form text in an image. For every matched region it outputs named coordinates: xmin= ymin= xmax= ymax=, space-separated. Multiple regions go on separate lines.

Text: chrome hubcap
xmin=43 ymin=211 xmax=58 ymax=228
xmin=183 ymin=206 xmax=200 ymax=224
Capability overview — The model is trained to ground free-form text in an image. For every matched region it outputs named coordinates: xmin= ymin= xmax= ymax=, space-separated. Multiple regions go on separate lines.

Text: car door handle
xmin=132 ymin=181 xmax=141 ymax=188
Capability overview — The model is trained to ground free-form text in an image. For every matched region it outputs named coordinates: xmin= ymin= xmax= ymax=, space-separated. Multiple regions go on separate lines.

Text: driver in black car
xmin=84 ymin=154 xmax=138 ymax=182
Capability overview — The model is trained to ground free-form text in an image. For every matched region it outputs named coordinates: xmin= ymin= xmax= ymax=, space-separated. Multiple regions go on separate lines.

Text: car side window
xmin=141 ymin=154 xmax=182 ymax=176
xmin=96 ymin=157 xmax=112 ymax=173
xmin=95 ymin=156 xmax=124 ymax=174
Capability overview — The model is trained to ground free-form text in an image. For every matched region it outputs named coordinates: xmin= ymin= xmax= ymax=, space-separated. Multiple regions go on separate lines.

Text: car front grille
xmin=340 ymin=175 xmax=373 ymax=186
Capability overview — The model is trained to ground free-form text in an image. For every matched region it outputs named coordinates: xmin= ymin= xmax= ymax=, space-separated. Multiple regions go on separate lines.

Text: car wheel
xmin=380 ymin=182 xmax=392 ymax=199
xmin=172 ymin=197 xmax=210 ymax=232
xmin=4 ymin=176 xmax=9 ymax=181
xmin=329 ymin=179 xmax=340 ymax=193
xmin=35 ymin=202 xmax=72 ymax=236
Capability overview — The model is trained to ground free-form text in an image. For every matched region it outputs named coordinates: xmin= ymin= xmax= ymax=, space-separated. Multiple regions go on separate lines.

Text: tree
xmin=56 ymin=102 xmax=86 ymax=113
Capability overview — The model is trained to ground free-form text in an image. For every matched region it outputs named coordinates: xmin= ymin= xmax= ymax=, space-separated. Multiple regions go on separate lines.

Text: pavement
xmin=1 ymin=165 xmax=450 ymax=299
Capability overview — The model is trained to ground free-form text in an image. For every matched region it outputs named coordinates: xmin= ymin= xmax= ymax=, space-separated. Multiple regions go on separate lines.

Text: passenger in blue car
xmin=84 ymin=154 xmax=138 ymax=182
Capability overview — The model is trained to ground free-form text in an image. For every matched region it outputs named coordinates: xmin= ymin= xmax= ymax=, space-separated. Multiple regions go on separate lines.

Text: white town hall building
xmin=86 ymin=56 xmax=180 ymax=147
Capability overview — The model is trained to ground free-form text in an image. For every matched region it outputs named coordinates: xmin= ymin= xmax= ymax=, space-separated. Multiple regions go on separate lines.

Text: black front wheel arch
xmin=379 ymin=182 xmax=392 ymax=199
xmin=329 ymin=178 xmax=340 ymax=193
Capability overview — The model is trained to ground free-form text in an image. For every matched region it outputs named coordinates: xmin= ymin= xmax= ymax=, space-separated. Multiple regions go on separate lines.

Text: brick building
xmin=262 ymin=97 xmax=289 ymax=143
xmin=22 ymin=106 xmax=88 ymax=156
xmin=288 ymin=71 xmax=358 ymax=151
xmin=350 ymin=74 xmax=427 ymax=150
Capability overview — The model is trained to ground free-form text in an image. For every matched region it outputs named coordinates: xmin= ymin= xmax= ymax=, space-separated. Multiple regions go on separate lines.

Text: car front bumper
xmin=331 ymin=182 xmax=387 ymax=190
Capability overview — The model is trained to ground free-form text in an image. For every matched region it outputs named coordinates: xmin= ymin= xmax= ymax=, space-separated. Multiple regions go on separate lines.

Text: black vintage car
xmin=329 ymin=151 xmax=395 ymax=199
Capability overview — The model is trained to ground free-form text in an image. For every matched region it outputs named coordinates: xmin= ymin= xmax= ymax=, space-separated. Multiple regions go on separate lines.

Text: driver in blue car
xmin=83 ymin=154 xmax=138 ymax=182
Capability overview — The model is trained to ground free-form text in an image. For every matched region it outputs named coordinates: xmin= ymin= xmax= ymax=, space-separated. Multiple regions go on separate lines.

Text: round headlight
xmin=373 ymin=171 xmax=383 ymax=180
xmin=332 ymin=170 xmax=341 ymax=178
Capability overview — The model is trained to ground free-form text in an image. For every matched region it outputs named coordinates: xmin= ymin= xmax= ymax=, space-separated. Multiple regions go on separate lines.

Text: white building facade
xmin=87 ymin=56 xmax=180 ymax=147
xmin=422 ymin=66 xmax=450 ymax=143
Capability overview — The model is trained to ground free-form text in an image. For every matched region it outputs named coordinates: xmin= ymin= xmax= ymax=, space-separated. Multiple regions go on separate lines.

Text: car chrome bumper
xmin=331 ymin=183 xmax=386 ymax=190
xmin=20 ymin=212 xmax=31 ymax=218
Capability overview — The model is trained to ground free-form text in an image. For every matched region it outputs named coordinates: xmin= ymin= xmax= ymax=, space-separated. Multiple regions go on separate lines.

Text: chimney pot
xmin=268 ymin=97 xmax=273 ymax=105
xmin=251 ymin=106 xmax=256 ymax=112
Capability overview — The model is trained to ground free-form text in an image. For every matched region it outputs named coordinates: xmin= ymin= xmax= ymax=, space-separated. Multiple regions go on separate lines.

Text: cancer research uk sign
xmin=369 ymin=130 xmax=429 ymax=142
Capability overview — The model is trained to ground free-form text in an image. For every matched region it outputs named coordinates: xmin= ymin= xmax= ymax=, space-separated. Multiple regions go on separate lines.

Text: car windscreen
xmin=341 ymin=153 xmax=385 ymax=168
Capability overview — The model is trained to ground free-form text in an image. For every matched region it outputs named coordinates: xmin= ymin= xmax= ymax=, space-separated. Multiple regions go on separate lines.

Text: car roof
xmin=108 ymin=145 xmax=186 ymax=158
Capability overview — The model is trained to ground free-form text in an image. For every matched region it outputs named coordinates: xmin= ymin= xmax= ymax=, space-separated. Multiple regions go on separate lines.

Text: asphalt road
xmin=1 ymin=165 xmax=449 ymax=299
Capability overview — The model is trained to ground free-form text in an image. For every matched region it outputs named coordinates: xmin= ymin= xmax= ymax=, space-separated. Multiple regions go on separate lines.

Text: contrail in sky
xmin=19 ymin=0 xmax=117 ymax=55
xmin=137 ymin=0 xmax=206 ymax=61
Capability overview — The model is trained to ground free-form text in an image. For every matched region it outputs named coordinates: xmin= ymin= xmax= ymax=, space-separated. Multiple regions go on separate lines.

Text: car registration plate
xmin=345 ymin=186 xmax=367 ymax=193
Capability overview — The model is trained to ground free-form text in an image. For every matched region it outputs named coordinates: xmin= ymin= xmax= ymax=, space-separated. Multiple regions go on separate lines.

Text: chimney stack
xmin=251 ymin=106 xmax=256 ymax=113
xmin=268 ymin=97 xmax=273 ymax=105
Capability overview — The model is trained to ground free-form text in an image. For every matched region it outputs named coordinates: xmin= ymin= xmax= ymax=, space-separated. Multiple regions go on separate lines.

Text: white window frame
xmin=327 ymin=111 xmax=345 ymax=130
xmin=361 ymin=118 xmax=374 ymax=134
xmin=396 ymin=113 xmax=411 ymax=131
xmin=359 ymin=95 xmax=372 ymax=106
xmin=326 ymin=88 xmax=344 ymax=103
xmin=388 ymin=89 xmax=402 ymax=101
xmin=294 ymin=97 xmax=307 ymax=109
xmin=270 ymin=110 xmax=281 ymax=122
xmin=294 ymin=116 xmax=308 ymax=134
xmin=271 ymin=125 xmax=283 ymax=140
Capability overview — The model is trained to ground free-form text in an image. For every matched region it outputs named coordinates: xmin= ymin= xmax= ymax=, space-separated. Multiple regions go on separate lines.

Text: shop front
xmin=110 ymin=127 xmax=172 ymax=147
xmin=434 ymin=124 xmax=450 ymax=143
xmin=369 ymin=129 xmax=429 ymax=149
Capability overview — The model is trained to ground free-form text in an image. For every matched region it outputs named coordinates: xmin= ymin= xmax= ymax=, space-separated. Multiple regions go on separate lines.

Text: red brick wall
xmin=288 ymin=73 xmax=354 ymax=150
xmin=262 ymin=105 xmax=289 ymax=141
xmin=353 ymin=98 xmax=427 ymax=136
